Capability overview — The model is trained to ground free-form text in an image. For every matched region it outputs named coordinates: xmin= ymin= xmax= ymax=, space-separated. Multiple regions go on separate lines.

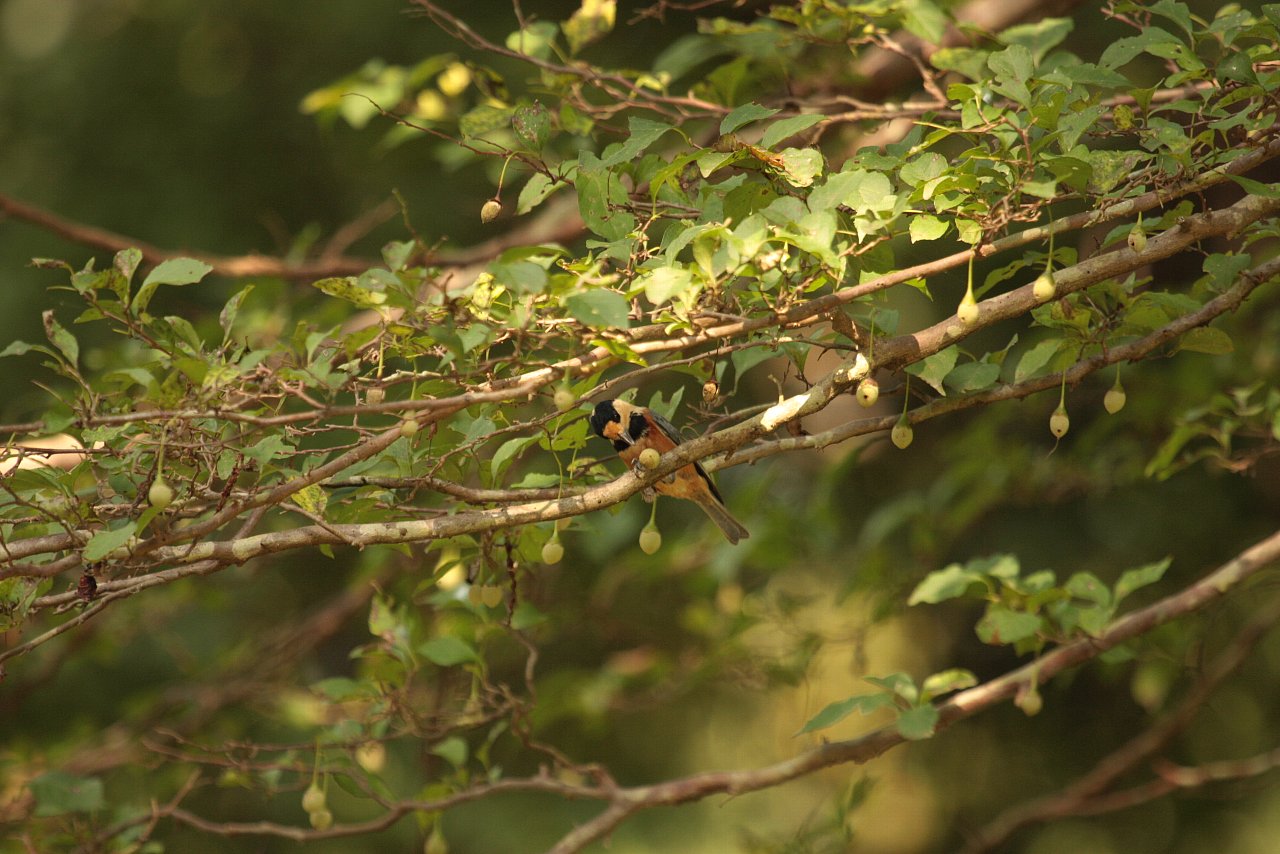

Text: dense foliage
xmin=3 ymin=1 xmax=1280 ymax=852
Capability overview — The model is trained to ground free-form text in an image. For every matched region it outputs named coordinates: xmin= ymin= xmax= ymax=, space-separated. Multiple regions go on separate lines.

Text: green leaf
xmin=998 ymin=17 xmax=1073 ymax=62
xmin=906 ymin=346 xmax=958 ymax=395
xmin=517 ymin=172 xmax=561 ymax=215
xmin=113 ymin=248 xmax=142 ymax=287
xmin=1114 ymin=558 xmax=1171 ymax=603
xmin=920 ymin=668 xmax=977 ymax=701
xmin=219 ymin=284 xmax=254 ymax=339
xmin=564 ymin=290 xmax=630 ymax=329
xmin=432 ymin=736 xmax=469 ymax=768
xmin=899 ymin=153 xmax=947 ymax=187
xmin=242 ymin=434 xmax=289 ymax=466
xmin=943 ymin=361 xmax=1000 ymax=393
xmin=909 ymin=215 xmax=949 ymax=242
xmin=82 ymin=521 xmax=138 ymax=562
xmin=720 ymin=102 xmax=780 ymax=136
xmin=30 ymin=771 xmax=105 ymax=817
xmin=42 ymin=312 xmax=78 ymax=366
xmin=491 ymin=436 xmax=538 ymax=478
xmin=988 ymin=45 xmax=1034 ymax=106
xmin=1176 ymin=327 xmax=1233 ymax=355
xmin=1100 ymin=27 xmax=1183 ymax=69
xmin=311 ymin=677 xmax=368 ymax=701
xmin=797 ymin=694 xmax=893 ymax=734
xmin=602 ymin=117 xmax=676 ymax=167
xmin=312 ymin=276 xmax=387 ymax=308
xmin=1202 ymin=253 xmax=1253 ymax=290
xmin=639 ymin=266 xmax=695 ymax=306
xmin=512 ymin=101 xmax=552 ymax=150
xmin=506 ymin=21 xmax=559 ymax=59
xmin=563 ymin=0 xmax=615 ymax=54
xmin=909 ymin=564 xmax=983 ymax=604
xmin=1013 ymin=339 xmax=1064 ymax=383
xmin=760 ymin=114 xmax=824 ymax=149
xmin=902 ymin=0 xmax=946 ymax=43
xmin=864 ymin=672 xmax=917 ymax=701
xmin=418 ymin=636 xmax=479 ymax=667
xmin=459 ymin=103 xmax=513 ymax=138
xmin=895 ymin=704 xmax=940 ymax=741
xmin=776 ymin=148 xmax=824 ymax=188
xmin=1066 ymin=572 xmax=1111 ymax=606
xmin=133 ymin=258 xmax=213 ymax=313
xmin=512 ymin=600 xmax=548 ymax=629
xmin=576 ymin=151 xmax=636 ymax=240
xmin=976 ymin=606 xmax=1043 ymax=646
xmin=0 ymin=340 xmax=37 ymax=358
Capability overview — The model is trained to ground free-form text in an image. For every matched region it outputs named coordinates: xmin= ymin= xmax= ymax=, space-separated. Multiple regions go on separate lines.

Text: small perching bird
xmin=589 ymin=399 xmax=750 ymax=544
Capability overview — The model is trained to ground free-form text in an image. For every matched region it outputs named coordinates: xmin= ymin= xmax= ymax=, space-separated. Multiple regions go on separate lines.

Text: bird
xmin=588 ymin=399 xmax=750 ymax=544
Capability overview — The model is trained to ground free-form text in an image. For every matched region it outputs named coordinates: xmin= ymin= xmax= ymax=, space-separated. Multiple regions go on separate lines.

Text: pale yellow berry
xmin=481 ymin=199 xmax=502 ymax=223
xmin=148 ymin=478 xmax=174 ymax=510
xmin=301 ymin=782 xmax=326 ymax=814
xmin=1016 ymin=685 xmax=1043 ymax=716
xmin=309 ymin=808 xmax=334 ymax=830
xmin=541 ymin=540 xmax=564 ymax=564
xmin=1049 ymin=405 xmax=1070 ymax=438
xmin=639 ymin=525 xmax=661 ymax=554
xmin=1104 ymin=386 xmax=1127 ymax=414
xmin=1032 ymin=272 xmax=1056 ymax=301
xmin=553 ymin=388 xmax=575 ymax=411
xmin=855 ymin=377 xmax=880 ymax=407
xmin=1127 ymin=224 xmax=1147 ymax=253
xmin=957 ymin=293 xmax=979 ymax=325
xmin=638 ymin=448 xmax=661 ymax=470
xmin=479 ymin=585 xmax=503 ymax=607
xmin=400 ymin=418 xmax=420 ymax=438
xmin=366 ymin=387 xmax=386 ymax=405
xmin=891 ymin=417 xmax=914 ymax=449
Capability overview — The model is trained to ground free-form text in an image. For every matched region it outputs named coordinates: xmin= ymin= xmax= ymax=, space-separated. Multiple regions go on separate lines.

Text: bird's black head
xmin=589 ymin=400 xmax=620 ymax=441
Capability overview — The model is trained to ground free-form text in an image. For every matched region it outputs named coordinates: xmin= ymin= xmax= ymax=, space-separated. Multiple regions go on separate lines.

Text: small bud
xmin=1049 ymin=405 xmax=1070 ymax=438
xmin=638 ymin=448 xmax=661 ymax=470
xmin=148 ymin=478 xmax=174 ymax=510
xmin=541 ymin=540 xmax=564 ymax=565
xmin=1032 ymin=272 xmax=1056 ymax=302
xmin=891 ymin=417 xmax=914 ymax=449
xmin=480 ymin=199 xmax=502 ymax=223
xmin=639 ymin=524 xmax=662 ymax=555
xmin=855 ymin=377 xmax=880 ymax=408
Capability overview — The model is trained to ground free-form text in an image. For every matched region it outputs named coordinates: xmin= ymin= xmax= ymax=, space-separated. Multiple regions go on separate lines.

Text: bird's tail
xmin=695 ymin=496 xmax=750 ymax=544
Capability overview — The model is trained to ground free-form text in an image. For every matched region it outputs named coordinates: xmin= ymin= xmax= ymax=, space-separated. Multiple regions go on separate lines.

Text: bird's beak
xmin=604 ymin=420 xmax=631 ymax=445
